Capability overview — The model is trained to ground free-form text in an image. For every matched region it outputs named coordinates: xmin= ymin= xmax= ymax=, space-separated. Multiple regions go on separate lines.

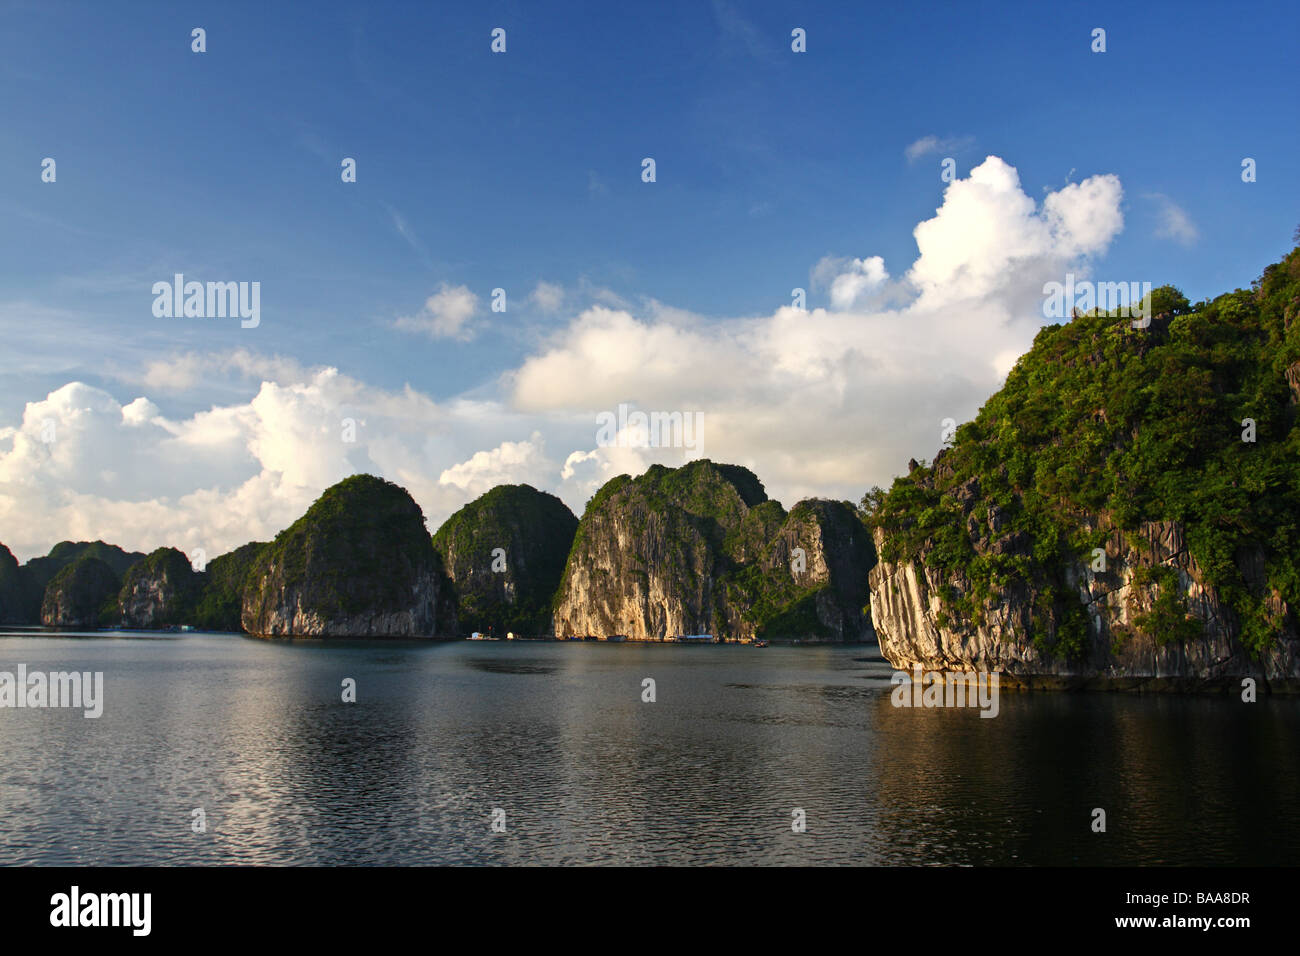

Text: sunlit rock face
xmin=554 ymin=459 xmax=875 ymax=643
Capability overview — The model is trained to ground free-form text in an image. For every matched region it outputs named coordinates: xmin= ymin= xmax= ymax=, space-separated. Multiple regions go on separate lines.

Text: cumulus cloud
xmin=512 ymin=156 xmax=1125 ymax=506
xmin=907 ymin=156 xmax=1122 ymax=309
xmin=438 ymin=432 xmax=552 ymax=497
xmin=1145 ymin=192 xmax=1199 ymax=246
xmin=812 ymin=255 xmax=892 ymax=310
xmin=394 ymin=283 xmax=480 ymax=340
xmin=0 ymin=371 xmax=542 ymax=562
xmin=0 ymin=156 xmax=1130 ymax=563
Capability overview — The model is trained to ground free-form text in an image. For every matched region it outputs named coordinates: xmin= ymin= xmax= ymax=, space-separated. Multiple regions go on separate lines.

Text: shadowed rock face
xmin=432 ymin=484 xmax=577 ymax=637
xmin=26 ymin=540 xmax=145 ymax=587
xmin=553 ymin=459 xmax=875 ymax=642
xmin=241 ymin=474 xmax=456 ymax=638
xmin=193 ymin=543 xmax=265 ymax=632
xmin=41 ymin=557 xmax=121 ymax=627
xmin=14 ymin=541 xmax=146 ymax=624
xmin=0 ymin=543 xmax=24 ymax=624
xmin=117 ymin=547 xmax=202 ymax=628
xmin=757 ymin=499 xmax=876 ymax=642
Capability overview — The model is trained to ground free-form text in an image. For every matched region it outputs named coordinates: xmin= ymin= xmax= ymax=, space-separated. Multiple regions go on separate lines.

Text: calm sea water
xmin=0 ymin=629 xmax=1296 ymax=866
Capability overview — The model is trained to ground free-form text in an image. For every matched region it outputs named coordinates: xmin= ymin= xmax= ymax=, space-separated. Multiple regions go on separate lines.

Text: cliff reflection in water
xmin=867 ymin=689 xmax=1300 ymax=864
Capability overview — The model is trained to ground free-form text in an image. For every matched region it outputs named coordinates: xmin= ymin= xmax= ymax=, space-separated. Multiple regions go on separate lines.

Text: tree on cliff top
xmin=867 ymin=244 xmax=1300 ymax=657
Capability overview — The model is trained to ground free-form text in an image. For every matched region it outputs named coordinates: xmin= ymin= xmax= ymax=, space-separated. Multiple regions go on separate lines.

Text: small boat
xmin=753 ymin=639 xmax=768 ymax=647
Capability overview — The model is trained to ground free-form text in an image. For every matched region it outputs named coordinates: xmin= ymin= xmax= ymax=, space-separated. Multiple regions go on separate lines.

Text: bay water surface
xmin=1 ymin=630 xmax=1296 ymax=866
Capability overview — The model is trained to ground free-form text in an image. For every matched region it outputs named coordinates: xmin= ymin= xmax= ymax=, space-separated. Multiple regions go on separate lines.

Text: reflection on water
xmin=0 ymin=631 xmax=1295 ymax=865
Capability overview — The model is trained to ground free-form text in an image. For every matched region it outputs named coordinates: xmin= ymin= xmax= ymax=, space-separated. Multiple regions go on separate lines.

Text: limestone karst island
xmin=4 ymin=248 xmax=1300 ymax=694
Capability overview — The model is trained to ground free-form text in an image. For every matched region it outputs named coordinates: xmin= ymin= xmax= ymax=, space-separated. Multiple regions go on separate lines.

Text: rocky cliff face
xmin=0 ymin=543 xmax=25 ymax=624
xmin=870 ymin=519 xmax=1300 ymax=691
xmin=194 ymin=542 xmax=265 ymax=632
xmin=867 ymin=253 xmax=1300 ymax=692
xmin=18 ymin=540 xmax=145 ymax=624
xmin=553 ymin=460 xmax=874 ymax=642
xmin=242 ymin=474 xmax=456 ymax=638
xmin=117 ymin=547 xmax=202 ymax=628
xmin=758 ymin=499 xmax=876 ymax=642
xmin=432 ymin=484 xmax=577 ymax=637
xmin=41 ymin=556 xmax=121 ymax=627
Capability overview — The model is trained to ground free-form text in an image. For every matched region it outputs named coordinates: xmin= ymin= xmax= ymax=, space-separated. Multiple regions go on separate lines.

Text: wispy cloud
xmin=380 ymin=201 xmax=434 ymax=268
xmin=904 ymin=134 xmax=975 ymax=164
xmin=712 ymin=0 xmax=779 ymax=63
xmin=3 ymin=201 xmax=104 ymax=239
xmin=1145 ymin=192 xmax=1199 ymax=246
xmin=135 ymin=349 xmax=316 ymax=392
xmin=529 ymin=281 xmax=566 ymax=313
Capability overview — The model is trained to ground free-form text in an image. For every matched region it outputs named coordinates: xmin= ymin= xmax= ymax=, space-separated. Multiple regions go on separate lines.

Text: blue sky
xmin=0 ymin=0 xmax=1297 ymax=560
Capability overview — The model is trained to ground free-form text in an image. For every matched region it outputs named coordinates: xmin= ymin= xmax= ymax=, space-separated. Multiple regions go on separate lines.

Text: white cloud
xmin=394 ymin=283 xmax=480 ymax=341
xmin=529 ymin=281 xmax=565 ymax=313
xmin=0 ymin=371 xmax=540 ymax=562
xmin=139 ymin=348 xmax=314 ymax=391
xmin=812 ymin=255 xmax=891 ymax=310
xmin=907 ymin=156 xmax=1122 ymax=309
xmin=438 ymin=432 xmax=551 ymax=496
xmin=513 ymin=156 xmax=1126 ymax=506
xmin=0 ymin=155 xmax=1130 ymax=564
xmin=1145 ymin=192 xmax=1199 ymax=246
xmin=904 ymin=134 xmax=974 ymax=163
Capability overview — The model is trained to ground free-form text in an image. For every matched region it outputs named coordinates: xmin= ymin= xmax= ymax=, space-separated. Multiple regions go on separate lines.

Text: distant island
xmin=2 ymin=246 xmax=1298 ymax=692
xmin=0 ymin=463 xmax=872 ymax=645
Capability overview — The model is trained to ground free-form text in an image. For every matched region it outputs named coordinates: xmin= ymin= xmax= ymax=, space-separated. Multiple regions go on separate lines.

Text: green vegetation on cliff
xmin=118 ymin=547 xmax=203 ymax=627
xmin=558 ymin=460 xmax=874 ymax=641
xmin=29 ymin=540 xmax=145 ymax=585
xmin=867 ymin=247 xmax=1300 ymax=658
xmin=41 ymin=555 xmax=122 ymax=627
xmin=432 ymin=484 xmax=576 ymax=636
xmin=613 ymin=459 xmax=767 ymax=552
xmin=243 ymin=474 xmax=453 ymax=632
xmin=0 ymin=543 xmax=24 ymax=624
xmin=17 ymin=540 xmax=145 ymax=623
xmin=194 ymin=542 xmax=265 ymax=631
xmin=723 ymin=499 xmax=874 ymax=640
